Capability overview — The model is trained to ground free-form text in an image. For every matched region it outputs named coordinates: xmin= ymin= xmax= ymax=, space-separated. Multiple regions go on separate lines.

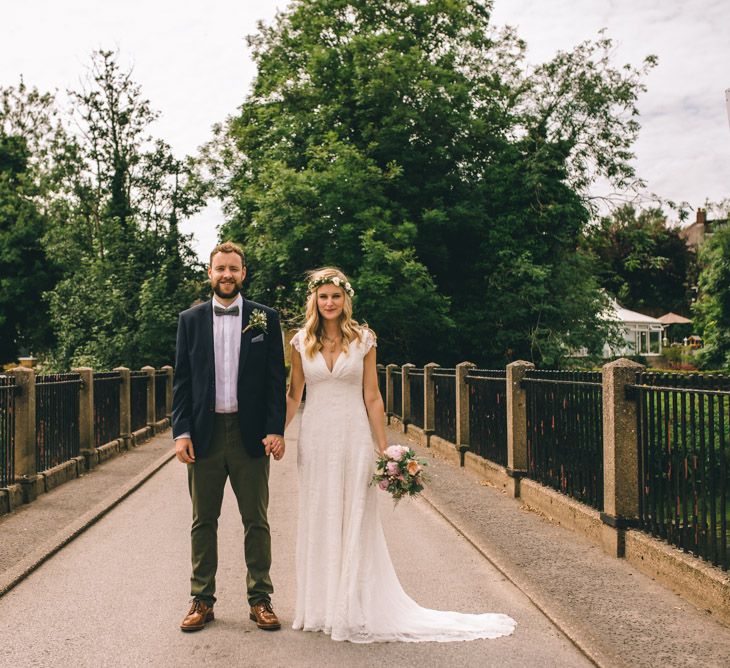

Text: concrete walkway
xmin=0 ymin=415 xmax=729 ymax=667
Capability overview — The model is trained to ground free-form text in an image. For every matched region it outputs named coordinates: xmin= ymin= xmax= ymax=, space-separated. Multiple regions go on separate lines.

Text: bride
xmin=285 ymin=267 xmax=516 ymax=643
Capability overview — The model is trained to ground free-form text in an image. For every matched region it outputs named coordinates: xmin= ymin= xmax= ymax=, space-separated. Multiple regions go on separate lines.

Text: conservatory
xmin=602 ymin=301 xmax=664 ymax=358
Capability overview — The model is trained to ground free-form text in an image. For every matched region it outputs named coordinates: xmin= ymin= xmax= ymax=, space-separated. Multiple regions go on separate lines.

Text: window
xmin=649 ymin=330 xmax=661 ymax=354
xmin=635 ymin=325 xmax=663 ymax=355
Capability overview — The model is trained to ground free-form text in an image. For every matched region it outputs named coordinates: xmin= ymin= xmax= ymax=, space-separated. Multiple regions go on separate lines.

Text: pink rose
xmin=378 ymin=479 xmax=389 ymax=490
xmin=386 ymin=461 xmax=400 ymax=476
xmin=385 ymin=445 xmax=408 ymax=461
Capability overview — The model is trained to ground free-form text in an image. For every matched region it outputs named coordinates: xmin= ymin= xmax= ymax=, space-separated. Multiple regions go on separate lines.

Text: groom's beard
xmin=212 ymin=278 xmax=243 ymax=300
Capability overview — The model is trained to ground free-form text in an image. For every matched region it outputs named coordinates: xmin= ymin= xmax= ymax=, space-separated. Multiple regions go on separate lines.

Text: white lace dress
xmin=291 ymin=328 xmax=516 ymax=643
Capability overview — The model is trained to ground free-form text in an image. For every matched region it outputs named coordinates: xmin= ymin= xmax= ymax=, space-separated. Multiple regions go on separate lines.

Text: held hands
xmin=175 ymin=438 xmax=195 ymax=464
xmin=263 ymin=434 xmax=285 ymax=461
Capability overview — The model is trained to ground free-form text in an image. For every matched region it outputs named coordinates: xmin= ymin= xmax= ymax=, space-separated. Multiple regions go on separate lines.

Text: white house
xmin=602 ymin=300 xmax=664 ymax=358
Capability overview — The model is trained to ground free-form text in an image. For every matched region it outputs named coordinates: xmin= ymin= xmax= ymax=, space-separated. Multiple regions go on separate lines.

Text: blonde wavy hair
xmin=302 ymin=267 xmax=365 ymax=359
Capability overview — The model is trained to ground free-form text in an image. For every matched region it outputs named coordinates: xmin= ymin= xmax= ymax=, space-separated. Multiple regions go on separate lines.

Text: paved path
xmin=0 ymin=417 xmax=586 ymax=668
xmin=3 ymin=414 xmax=730 ymax=667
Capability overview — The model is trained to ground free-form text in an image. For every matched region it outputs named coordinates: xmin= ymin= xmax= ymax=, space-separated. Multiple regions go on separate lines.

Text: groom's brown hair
xmin=209 ymin=241 xmax=245 ymax=267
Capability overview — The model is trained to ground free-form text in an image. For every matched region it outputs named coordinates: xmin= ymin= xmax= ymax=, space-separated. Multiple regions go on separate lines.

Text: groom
xmin=172 ymin=241 xmax=286 ymax=632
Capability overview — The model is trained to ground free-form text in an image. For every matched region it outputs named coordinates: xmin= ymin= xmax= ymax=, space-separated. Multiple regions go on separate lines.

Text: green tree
xmin=0 ymin=83 xmax=68 ymax=363
xmin=582 ymin=204 xmax=696 ymax=317
xmin=45 ymin=51 xmax=206 ymax=370
xmin=211 ymin=0 xmax=654 ymax=365
xmin=0 ymin=134 xmax=52 ymax=362
xmin=693 ymin=218 xmax=730 ymax=370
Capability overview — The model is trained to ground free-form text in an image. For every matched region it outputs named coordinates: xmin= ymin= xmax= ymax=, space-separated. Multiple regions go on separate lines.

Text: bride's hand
xmin=264 ymin=434 xmax=285 ymax=460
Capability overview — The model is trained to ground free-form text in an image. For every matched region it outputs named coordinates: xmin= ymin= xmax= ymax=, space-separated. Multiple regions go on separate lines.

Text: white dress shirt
xmin=175 ymin=295 xmax=242 ymax=442
xmin=213 ymin=294 xmax=243 ymax=413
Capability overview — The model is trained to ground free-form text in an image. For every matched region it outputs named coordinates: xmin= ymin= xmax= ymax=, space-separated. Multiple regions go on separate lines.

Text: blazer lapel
xmin=200 ymin=300 xmax=215 ymax=371
xmin=238 ymin=298 xmax=254 ymax=378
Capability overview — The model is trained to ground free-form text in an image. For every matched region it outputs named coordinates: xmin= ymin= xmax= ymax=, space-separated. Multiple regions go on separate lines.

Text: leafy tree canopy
xmin=0 ymin=83 xmax=67 ymax=362
xmin=1 ymin=52 xmax=207 ymax=369
xmin=693 ymin=214 xmax=730 ymax=371
xmin=582 ymin=204 xmax=697 ymax=318
xmin=211 ymin=0 xmax=655 ymax=365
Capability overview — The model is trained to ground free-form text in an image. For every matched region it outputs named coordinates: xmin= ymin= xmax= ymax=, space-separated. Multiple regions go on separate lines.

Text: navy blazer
xmin=171 ymin=298 xmax=286 ymax=458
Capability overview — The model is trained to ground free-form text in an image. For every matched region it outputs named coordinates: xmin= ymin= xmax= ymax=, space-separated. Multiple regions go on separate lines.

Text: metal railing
xmin=408 ymin=369 xmax=424 ymax=428
xmin=468 ymin=369 xmax=508 ymax=466
xmin=93 ymin=372 xmax=121 ymax=448
xmin=523 ymin=370 xmax=604 ymax=510
xmin=155 ymin=370 xmax=168 ymax=421
xmin=630 ymin=372 xmax=730 ymax=570
xmin=0 ymin=376 xmax=17 ymax=487
xmin=433 ymin=368 xmax=456 ymax=443
xmin=130 ymin=372 xmax=148 ymax=432
xmin=391 ymin=369 xmax=403 ymax=419
xmin=35 ymin=373 xmax=81 ymax=472
xmin=377 ymin=366 xmax=387 ymax=402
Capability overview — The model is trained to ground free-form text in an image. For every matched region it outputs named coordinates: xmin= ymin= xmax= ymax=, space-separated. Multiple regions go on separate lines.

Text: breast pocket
xmin=251 ymin=334 xmax=265 ymax=343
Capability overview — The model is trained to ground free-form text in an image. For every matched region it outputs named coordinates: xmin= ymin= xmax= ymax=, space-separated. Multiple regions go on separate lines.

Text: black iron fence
xmin=391 ymin=369 xmax=403 ymax=419
xmin=523 ymin=370 xmax=604 ymax=510
xmin=384 ymin=359 xmax=730 ymax=575
xmin=468 ymin=369 xmax=508 ymax=466
xmin=130 ymin=372 xmax=148 ymax=432
xmin=631 ymin=372 xmax=730 ymax=571
xmin=155 ymin=370 xmax=168 ymax=421
xmin=377 ymin=366 xmax=387 ymax=403
xmin=408 ymin=369 xmax=424 ymax=429
xmin=433 ymin=368 xmax=456 ymax=443
xmin=0 ymin=376 xmax=17 ymax=488
xmin=35 ymin=373 xmax=81 ymax=472
xmin=93 ymin=372 xmax=121 ymax=448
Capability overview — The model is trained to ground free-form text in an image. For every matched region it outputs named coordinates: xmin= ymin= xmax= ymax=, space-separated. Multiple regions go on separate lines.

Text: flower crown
xmin=308 ymin=275 xmax=355 ymax=297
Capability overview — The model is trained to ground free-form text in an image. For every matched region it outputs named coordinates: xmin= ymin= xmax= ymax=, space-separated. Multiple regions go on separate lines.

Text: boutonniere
xmin=242 ymin=308 xmax=268 ymax=334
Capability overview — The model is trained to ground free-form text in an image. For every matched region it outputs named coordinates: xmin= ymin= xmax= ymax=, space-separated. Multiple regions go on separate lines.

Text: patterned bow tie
xmin=214 ymin=305 xmax=240 ymax=316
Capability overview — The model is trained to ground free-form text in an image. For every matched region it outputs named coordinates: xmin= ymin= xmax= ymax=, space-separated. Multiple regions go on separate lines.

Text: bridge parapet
xmin=0 ymin=364 xmax=173 ymax=516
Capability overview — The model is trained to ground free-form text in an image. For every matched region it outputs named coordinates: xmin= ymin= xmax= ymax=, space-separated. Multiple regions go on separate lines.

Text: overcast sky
xmin=3 ymin=1 xmax=729 ymax=260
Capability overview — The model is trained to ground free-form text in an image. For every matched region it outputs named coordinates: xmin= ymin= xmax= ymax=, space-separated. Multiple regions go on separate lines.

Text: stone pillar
xmin=11 ymin=367 xmax=40 ymax=501
xmin=161 ymin=365 xmax=173 ymax=417
xmin=506 ymin=360 xmax=534 ymax=497
xmin=142 ymin=366 xmax=156 ymax=428
xmin=423 ymin=363 xmax=439 ymax=446
xmin=385 ymin=364 xmax=397 ymax=423
xmin=455 ymin=362 xmax=476 ymax=466
xmin=72 ymin=367 xmax=96 ymax=469
xmin=114 ymin=367 xmax=131 ymax=450
xmin=401 ymin=363 xmax=415 ymax=431
xmin=601 ymin=358 xmax=643 ymax=557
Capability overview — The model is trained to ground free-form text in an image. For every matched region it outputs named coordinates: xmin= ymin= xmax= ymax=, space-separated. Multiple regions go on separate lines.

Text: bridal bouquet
xmin=372 ymin=445 xmax=427 ymax=503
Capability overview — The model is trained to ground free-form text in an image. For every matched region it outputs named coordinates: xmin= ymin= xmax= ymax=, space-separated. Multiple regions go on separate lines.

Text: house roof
xmin=606 ymin=299 xmax=663 ymax=325
xmin=657 ymin=312 xmax=692 ymax=325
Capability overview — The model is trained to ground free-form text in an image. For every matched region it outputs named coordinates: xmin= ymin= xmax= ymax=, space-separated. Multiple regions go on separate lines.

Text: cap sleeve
xmin=362 ymin=328 xmax=377 ymax=354
xmin=290 ymin=329 xmax=303 ymax=353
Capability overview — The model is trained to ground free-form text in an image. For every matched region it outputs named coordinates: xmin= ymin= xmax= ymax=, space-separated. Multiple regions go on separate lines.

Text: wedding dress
xmin=291 ymin=328 xmax=516 ymax=643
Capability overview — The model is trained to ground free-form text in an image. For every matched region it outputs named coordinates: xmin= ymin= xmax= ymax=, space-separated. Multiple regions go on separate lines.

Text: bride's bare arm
xmin=286 ymin=348 xmax=305 ymax=429
xmin=362 ymin=348 xmax=387 ymax=455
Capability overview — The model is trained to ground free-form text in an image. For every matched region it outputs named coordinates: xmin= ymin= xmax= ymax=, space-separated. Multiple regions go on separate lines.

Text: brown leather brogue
xmin=249 ymin=600 xmax=281 ymax=630
xmin=180 ymin=598 xmax=215 ymax=632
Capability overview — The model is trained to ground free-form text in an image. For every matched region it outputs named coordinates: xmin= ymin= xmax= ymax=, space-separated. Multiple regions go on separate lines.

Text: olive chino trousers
xmin=187 ymin=412 xmax=273 ymax=606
